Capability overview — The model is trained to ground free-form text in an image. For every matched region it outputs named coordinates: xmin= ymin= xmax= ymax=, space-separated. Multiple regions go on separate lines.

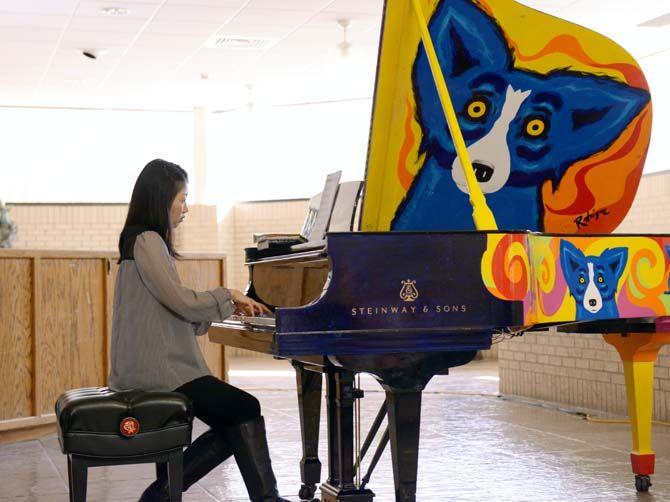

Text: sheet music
xmin=328 ymin=180 xmax=363 ymax=232
xmin=309 ymin=171 xmax=341 ymax=241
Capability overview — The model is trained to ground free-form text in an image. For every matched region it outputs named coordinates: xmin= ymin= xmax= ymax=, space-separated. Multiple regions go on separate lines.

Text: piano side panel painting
xmin=361 ymin=0 xmax=652 ymax=233
xmin=481 ymin=233 xmax=670 ymax=325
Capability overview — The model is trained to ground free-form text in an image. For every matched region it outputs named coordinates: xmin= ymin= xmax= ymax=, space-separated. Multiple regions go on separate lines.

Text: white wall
xmin=641 ymin=54 xmax=670 ymax=174
xmin=0 ymin=79 xmax=666 ymax=205
xmin=205 ymin=98 xmax=373 ymax=205
xmin=0 ymin=108 xmax=192 ymax=202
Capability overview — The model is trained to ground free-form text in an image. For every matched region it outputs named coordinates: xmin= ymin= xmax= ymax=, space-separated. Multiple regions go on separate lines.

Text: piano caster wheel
xmin=299 ymin=483 xmax=317 ymax=501
xmin=635 ymin=475 xmax=652 ymax=492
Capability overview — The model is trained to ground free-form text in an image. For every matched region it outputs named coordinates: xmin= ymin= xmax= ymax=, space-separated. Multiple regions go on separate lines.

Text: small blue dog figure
xmin=560 ymin=240 xmax=628 ymax=320
xmin=392 ymin=0 xmax=650 ymax=231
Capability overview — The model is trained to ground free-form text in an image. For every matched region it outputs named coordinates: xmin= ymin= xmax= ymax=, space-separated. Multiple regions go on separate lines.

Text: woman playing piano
xmin=109 ymin=159 xmax=289 ymax=502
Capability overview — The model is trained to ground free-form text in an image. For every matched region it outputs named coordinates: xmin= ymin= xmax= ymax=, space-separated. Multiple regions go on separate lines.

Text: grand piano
xmin=209 ymin=1 xmax=668 ymax=501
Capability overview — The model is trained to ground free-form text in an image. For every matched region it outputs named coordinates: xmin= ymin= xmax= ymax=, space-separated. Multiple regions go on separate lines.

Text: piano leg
xmin=326 ymin=368 xmax=340 ymax=490
xmin=321 ymin=369 xmax=375 ymax=502
xmin=293 ymin=362 xmax=323 ymax=501
xmin=385 ymin=388 xmax=422 ymax=502
xmin=603 ymin=332 xmax=670 ymax=492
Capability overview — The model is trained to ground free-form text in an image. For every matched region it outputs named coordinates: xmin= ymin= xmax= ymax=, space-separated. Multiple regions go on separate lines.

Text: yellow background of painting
xmin=360 ymin=0 xmax=646 ymax=231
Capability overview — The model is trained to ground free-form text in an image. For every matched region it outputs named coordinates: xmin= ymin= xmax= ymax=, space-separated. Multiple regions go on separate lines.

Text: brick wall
xmin=499 ymin=170 xmax=670 ymax=419
xmin=219 ymin=199 xmax=309 ymax=291
xmin=7 ymin=203 xmax=219 ymax=253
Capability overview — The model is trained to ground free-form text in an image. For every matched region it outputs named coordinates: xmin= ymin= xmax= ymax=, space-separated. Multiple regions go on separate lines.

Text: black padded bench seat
xmin=55 ymin=387 xmax=193 ymax=502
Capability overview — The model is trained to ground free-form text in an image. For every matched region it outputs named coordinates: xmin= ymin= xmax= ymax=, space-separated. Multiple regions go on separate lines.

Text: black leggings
xmin=175 ymin=375 xmax=261 ymax=430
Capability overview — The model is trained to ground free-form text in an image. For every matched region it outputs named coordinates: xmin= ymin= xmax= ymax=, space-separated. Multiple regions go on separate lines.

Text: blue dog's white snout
xmin=583 ymin=263 xmax=603 ymax=314
xmin=451 ymin=85 xmax=531 ymax=194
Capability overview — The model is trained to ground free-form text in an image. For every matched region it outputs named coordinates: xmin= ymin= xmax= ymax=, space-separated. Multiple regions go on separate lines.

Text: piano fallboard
xmin=277 ymin=232 xmax=525 ymax=336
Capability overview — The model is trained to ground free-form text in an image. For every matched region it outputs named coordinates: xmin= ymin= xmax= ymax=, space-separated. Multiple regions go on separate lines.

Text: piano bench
xmin=55 ymin=387 xmax=193 ymax=502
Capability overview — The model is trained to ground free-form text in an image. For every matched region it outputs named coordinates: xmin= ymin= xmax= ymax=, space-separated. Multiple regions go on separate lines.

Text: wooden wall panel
xmin=37 ymin=259 xmax=106 ymax=415
xmin=0 ymin=259 xmax=33 ymax=420
xmin=176 ymin=259 xmax=226 ymax=379
xmin=0 ymin=250 xmax=226 ymax=435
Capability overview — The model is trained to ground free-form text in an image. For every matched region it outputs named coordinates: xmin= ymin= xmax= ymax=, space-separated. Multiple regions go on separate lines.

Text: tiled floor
xmin=2 ymin=358 xmax=669 ymax=501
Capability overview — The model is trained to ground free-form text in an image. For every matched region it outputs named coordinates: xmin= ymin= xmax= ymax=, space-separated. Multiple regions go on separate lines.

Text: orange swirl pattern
xmin=622 ymin=243 xmax=667 ymax=314
xmin=481 ymin=233 xmax=530 ymax=301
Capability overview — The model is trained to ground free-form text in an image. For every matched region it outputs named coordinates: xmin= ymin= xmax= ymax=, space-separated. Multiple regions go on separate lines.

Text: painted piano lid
xmin=360 ymin=0 xmax=652 ymax=234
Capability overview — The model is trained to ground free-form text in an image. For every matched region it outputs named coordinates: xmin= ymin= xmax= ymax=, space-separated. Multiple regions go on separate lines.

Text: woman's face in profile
xmin=170 ymin=184 xmax=189 ymax=228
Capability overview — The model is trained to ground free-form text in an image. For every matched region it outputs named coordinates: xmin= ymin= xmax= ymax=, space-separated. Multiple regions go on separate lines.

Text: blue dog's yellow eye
xmin=525 ymin=118 xmax=546 ymax=137
xmin=598 ymin=276 xmax=604 ymax=283
xmin=579 ymin=277 xmax=586 ymax=284
xmin=466 ymin=99 xmax=488 ymax=120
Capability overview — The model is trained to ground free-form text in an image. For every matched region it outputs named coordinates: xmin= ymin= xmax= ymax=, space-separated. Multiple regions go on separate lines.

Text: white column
xmin=192 ymin=106 xmax=208 ymax=204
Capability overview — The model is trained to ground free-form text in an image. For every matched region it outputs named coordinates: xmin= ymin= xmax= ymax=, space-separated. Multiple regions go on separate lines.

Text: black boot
xmin=138 ymin=429 xmax=233 ymax=501
xmin=226 ymin=416 xmax=291 ymax=502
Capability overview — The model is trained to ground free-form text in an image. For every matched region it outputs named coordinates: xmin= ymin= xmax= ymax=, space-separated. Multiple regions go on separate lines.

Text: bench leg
xmin=167 ymin=449 xmax=183 ymax=502
xmin=156 ymin=461 xmax=168 ymax=481
xmin=68 ymin=455 xmax=88 ymax=502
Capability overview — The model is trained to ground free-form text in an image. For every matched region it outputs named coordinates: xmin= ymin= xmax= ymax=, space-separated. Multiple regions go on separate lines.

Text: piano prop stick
xmin=409 ymin=0 xmax=497 ymax=231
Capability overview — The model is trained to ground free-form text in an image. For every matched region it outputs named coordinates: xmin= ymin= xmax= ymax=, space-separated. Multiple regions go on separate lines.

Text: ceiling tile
xmin=166 ymin=0 xmax=247 ymax=6
xmin=246 ymin=0 xmax=332 ymax=11
xmin=68 ymin=16 xmax=149 ymax=31
xmin=0 ymin=13 xmax=69 ymax=28
xmin=143 ymin=19 xmax=222 ymax=36
xmin=61 ymin=29 xmax=138 ymax=47
xmin=233 ymin=8 xmax=315 ymax=26
xmin=0 ymin=0 xmax=79 ymax=15
xmin=153 ymin=5 xmax=239 ymax=22
xmin=323 ymin=0 xmax=383 ymax=15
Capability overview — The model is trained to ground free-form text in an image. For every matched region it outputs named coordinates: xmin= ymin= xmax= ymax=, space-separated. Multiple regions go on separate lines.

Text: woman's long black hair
xmin=118 ymin=159 xmax=188 ymax=261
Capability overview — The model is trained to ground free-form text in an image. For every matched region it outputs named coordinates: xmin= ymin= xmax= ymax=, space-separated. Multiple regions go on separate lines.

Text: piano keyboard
xmin=227 ymin=314 xmax=276 ymax=329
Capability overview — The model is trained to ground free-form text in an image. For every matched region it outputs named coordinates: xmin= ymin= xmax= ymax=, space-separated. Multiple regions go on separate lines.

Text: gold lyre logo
xmin=399 ymin=279 xmax=419 ymax=302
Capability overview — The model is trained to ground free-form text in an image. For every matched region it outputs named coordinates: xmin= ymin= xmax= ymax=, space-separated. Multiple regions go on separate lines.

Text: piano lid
xmin=360 ymin=0 xmax=651 ymax=234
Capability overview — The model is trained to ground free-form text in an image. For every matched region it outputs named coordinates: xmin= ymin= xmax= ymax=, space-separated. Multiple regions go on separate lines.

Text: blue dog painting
xmin=559 ymin=240 xmax=628 ymax=320
xmin=391 ymin=0 xmax=650 ymax=231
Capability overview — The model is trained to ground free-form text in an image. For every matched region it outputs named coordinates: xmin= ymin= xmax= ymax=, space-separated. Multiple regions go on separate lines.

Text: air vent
xmin=206 ymin=36 xmax=276 ymax=50
xmin=638 ymin=13 xmax=670 ymax=27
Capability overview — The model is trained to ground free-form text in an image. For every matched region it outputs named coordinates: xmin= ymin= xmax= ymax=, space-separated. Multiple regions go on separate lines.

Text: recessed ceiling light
xmin=101 ymin=6 xmax=129 ymax=16
xmin=638 ymin=13 xmax=670 ymax=27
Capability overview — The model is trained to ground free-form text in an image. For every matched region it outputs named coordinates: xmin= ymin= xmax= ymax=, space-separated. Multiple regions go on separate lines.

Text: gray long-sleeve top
xmin=108 ymin=231 xmax=235 ymax=392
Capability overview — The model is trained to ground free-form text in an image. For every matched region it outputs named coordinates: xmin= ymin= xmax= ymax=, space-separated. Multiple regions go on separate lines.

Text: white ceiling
xmin=0 ymin=0 xmax=667 ymax=111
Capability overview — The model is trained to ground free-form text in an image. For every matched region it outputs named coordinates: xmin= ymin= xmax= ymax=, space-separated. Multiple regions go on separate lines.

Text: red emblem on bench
xmin=120 ymin=417 xmax=140 ymax=437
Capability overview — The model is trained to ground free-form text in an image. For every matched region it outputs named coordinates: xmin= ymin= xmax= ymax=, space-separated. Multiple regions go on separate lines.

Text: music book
xmin=254 ymin=233 xmax=306 ymax=250
xmin=291 ymin=171 xmax=342 ymax=251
